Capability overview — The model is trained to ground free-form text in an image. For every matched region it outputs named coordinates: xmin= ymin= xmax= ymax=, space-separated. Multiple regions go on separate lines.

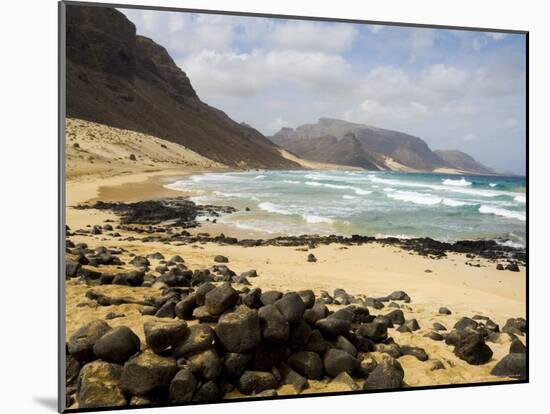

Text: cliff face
xmin=65 ymin=5 xmax=299 ymax=169
xmin=434 ymin=150 xmax=495 ymax=175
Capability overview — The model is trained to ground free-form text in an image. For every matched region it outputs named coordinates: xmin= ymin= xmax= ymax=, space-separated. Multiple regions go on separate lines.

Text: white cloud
xmin=486 ymin=32 xmax=508 ymax=41
xmin=270 ymin=21 xmax=357 ymax=53
xmin=464 ymin=133 xmax=475 ymax=141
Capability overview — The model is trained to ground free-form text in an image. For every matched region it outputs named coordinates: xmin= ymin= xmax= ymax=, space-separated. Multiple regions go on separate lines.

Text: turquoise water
xmin=165 ymin=170 xmax=526 ymax=246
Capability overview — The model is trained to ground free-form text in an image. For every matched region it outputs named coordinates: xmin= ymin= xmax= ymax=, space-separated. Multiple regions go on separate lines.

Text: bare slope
xmin=65 ymin=5 xmax=299 ymax=169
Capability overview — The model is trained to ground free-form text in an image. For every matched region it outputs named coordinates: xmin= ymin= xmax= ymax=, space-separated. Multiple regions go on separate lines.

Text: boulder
xmin=193 ymin=380 xmax=223 ymax=401
xmin=93 ymin=326 xmax=140 ymax=364
xmin=68 ymin=320 xmax=112 ymax=362
xmin=238 ymin=371 xmax=278 ymax=395
xmin=304 ymin=303 xmax=329 ymax=325
xmin=439 ymin=307 xmax=452 ymax=315
xmin=155 ymin=301 xmax=176 ymax=318
xmin=214 ymin=255 xmax=229 ymax=263
xmin=399 ymin=345 xmax=429 ymax=361
xmin=278 ymin=362 xmax=308 ymax=393
xmin=77 ymin=361 xmax=126 ymax=408
xmin=186 ymin=348 xmax=222 ymax=380
xmin=510 ymin=337 xmax=526 ymax=354
xmin=363 ymin=356 xmax=404 ymax=390
xmin=173 ymin=323 xmax=215 ymax=358
xmin=144 ymin=320 xmax=188 ymax=354
xmin=323 ymin=348 xmax=359 ymax=378
xmin=303 ymin=330 xmax=328 ymax=354
xmin=364 ymin=297 xmax=385 ymax=310
xmin=205 ymin=283 xmax=239 ymax=315
xmin=120 ymin=350 xmax=178 ymax=395
xmin=275 ymin=293 xmax=306 ymax=322
xmin=330 ymin=372 xmax=360 ymax=391
xmin=454 ymin=317 xmax=479 ymax=331
xmin=335 ymin=335 xmax=358 ymax=357
xmin=258 ymin=305 xmax=290 ymax=344
xmin=433 ymin=322 xmax=447 ymax=331
xmin=385 ymin=309 xmax=405 ymax=325
xmin=356 ymin=322 xmax=387 ymax=343
xmin=260 ymin=290 xmax=283 ymax=306
xmin=454 ymin=332 xmax=493 ymax=365
xmin=175 ymin=294 xmax=198 ymax=320
xmin=307 ymin=253 xmax=317 ymax=262
xmin=169 ymin=369 xmax=197 ymax=402
xmin=297 ymin=290 xmax=316 ymax=308
xmin=389 ymin=291 xmax=410 ymax=302
xmin=215 ymin=306 xmax=261 ymax=353
xmin=315 ymin=317 xmax=351 ymax=337
xmin=491 ymin=353 xmax=526 ymax=379
xmin=502 ymin=318 xmax=527 ymax=335
xmin=224 ymin=353 xmax=253 ymax=378
xmin=288 ymin=351 xmax=324 ymax=380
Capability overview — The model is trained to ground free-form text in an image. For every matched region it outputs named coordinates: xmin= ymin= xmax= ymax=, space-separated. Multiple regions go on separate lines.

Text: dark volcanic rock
xmin=77 ymin=361 xmax=126 ymax=408
xmin=307 ymin=253 xmax=317 ymax=262
xmin=144 ymin=320 xmax=188 ymax=354
xmin=205 ymin=282 xmax=238 ymax=315
xmin=400 ymin=345 xmax=429 ymax=361
xmin=491 ymin=353 xmax=526 ymax=379
xmin=304 ymin=303 xmax=329 ymax=325
xmin=510 ymin=337 xmax=527 ymax=354
xmin=385 ymin=309 xmax=405 ymax=325
xmin=260 ymin=290 xmax=283 ymax=306
xmin=238 ymin=371 xmax=278 ymax=395
xmin=389 ymin=291 xmax=411 ymax=302
xmin=364 ymin=297 xmax=385 ymax=310
xmin=454 ymin=332 xmax=493 ymax=365
xmin=173 ymin=323 xmax=215 ymax=357
xmin=169 ymin=369 xmax=197 ymax=402
xmin=335 ymin=335 xmax=358 ymax=357
xmin=502 ymin=318 xmax=527 ymax=336
xmin=186 ymin=348 xmax=222 ymax=380
xmin=120 ymin=350 xmax=177 ymax=395
xmin=215 ymin=306 xmax=261 ymax=353
xmin=323 ymin=348 xmax=359 ymax=378
xmin=363 ymin=356 xmax=404 ymax=390
xmin=288 ymin=351 xmax=324 ymax=380
xmin=258 ymin=305 xmax=290 ymax=344
xmin=424 ymin=331 xmax=444 ymax=341
xmin=68 ymin=320 xmax=112 ymax=362
xmin=439 ymin=307 xmax=452 ymax=315
xmin=297 ymin=290 xmax=316 ymax=308
xmin=357 ymin=322 xmax=387 ymax=343
xmin=315 ymin=317 xmax=351 ymax=337
xmin=175 ymin=294 xmax=198 ymax=320
xmin=278 ymin=362 xmax=309 ymax=392
xmin=93 ymin=326 xmax=141 ymax=364
xmin=433 ymin=322 xmax=447 ymax=331
xmin=454 ymin=317 xmax=479 ymax=331
xmin=193 ymin=380 xmax=223 ymax=401
xmin=275 ymin=293 xmax=306 ymax=323
xmin=214 ymin=255 xmax=229 ymax=263
xmin=224 ymin=353 xmax=253 ymax=378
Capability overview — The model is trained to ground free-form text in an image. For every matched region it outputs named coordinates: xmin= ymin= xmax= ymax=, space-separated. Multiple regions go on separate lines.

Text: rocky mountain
xmin=434 ymin=150 xmax=495 ymax=175
xmin=271 ymin=118 xmax=492 ymax=174
xmin=65 ymin=5 xmax=299 ymax=169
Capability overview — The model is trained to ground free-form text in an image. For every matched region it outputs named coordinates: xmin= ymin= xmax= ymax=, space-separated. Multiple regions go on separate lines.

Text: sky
xmin=121 ymin=8 xmax=527 ymax=175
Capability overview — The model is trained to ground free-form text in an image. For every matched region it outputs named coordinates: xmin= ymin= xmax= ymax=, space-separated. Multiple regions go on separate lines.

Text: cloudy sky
xmin=121 ymin=8 xmax=526 ymax=174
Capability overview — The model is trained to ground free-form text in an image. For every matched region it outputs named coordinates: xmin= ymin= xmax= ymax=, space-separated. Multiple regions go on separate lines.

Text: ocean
xmin=165 ymin=170 xmax=526 ymax=247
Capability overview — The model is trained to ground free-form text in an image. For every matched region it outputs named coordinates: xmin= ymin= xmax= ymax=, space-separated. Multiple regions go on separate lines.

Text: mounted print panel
xmin=59 ymin=1 xmax=527 ymax=412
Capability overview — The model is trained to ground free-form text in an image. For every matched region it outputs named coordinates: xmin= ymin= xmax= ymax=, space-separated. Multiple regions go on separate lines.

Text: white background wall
xmin=0 ymin=0 xmax=544 ymax=412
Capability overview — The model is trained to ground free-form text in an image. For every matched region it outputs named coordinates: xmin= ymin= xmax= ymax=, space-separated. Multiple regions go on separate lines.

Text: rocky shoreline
xmin=64 ymin=196 xmax=527 ymax=409
xmin=74 ymin=197 xmax=526 ymax=265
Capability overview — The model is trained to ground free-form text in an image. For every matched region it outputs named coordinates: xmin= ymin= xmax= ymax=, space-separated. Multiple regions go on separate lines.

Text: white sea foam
xmin=303 ymin=215 xmax=334 ymax=224
xmin=442 ymin=198 xmax=476 ymax=207
xmin=489 ymin=183 xmax=497 ymax=187
xmin=254 ymin=174 xmax=266 ymax=180
xmin=342 ymin=195 xmax=357 ymax=200
xmin=282 ymin=180 xmax=300 ymax=184
xmin=442 ymin=177 xmax=472 ymax=187
xmin=258 ymin=202 xmax=294 ymax=216
xmin=497 ymin=240 xmax=525 ymax=249
xmin=306 ymin=181 xmax=371 ymax=195
xmin=479 ymin=205 xmax=526 ymax=221
xmin=387 ymin=191 xmax=442 ymax=206
xmin=514 ymin=195 xmax=526 ymax=203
